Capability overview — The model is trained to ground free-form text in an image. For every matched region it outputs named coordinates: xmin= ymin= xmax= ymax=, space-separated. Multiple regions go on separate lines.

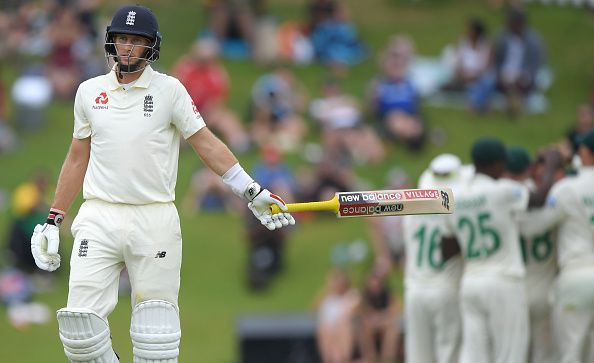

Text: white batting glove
xmin=246 ymin=182 xmax=295 ymax=231
xmin=30 ymin=209 xmax=64 ymax=272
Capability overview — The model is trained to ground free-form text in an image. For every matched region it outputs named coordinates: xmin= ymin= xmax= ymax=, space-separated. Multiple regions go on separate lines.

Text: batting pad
xmin=56 ymin=308 xmax=119 ymax=363
xmin=130 ymin=300 xmax=181 ymax=363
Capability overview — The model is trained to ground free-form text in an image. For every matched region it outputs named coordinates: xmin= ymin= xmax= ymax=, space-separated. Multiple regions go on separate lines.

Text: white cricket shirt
xmin=403 ymin=171 xmax=467 ymax=287
xmin=544 ymin=167 xmax=594 ymax=270
xmin=403 ymin=214 xmax=463 ymax=287
xmin=445 ymin=173 xmax=529 ymax=278
xmin=73 ymin=65 xmax=206 ymax=204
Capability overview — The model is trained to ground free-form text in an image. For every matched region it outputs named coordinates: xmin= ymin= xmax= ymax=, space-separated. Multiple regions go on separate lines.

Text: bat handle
xmin=270 ymin=199 xmax=338 ymax=214
xmin=270 ymin=204 xmax=283 ymax=214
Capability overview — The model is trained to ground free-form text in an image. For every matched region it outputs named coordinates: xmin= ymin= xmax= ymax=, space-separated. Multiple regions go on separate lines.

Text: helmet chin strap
xmin=112 ymin=46 xmax=150 ymax=79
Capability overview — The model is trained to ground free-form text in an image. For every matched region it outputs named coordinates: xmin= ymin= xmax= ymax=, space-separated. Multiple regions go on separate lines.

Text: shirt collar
xmin=107 ymin=64 xmax=155 ymax=91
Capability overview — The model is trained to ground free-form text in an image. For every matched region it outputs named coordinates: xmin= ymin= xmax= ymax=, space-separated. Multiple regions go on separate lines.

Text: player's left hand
xmin=248 ymin=184 xmax=295 ymax=230
xmin=31 ymin=223 xmax=61 ymax=272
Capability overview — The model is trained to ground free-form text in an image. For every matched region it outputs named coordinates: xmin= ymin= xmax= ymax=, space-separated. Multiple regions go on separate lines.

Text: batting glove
xmin=246 ymin=182 xmax=295 ymax=231
xmin=31 ymin=209 xmax=64 ymax=272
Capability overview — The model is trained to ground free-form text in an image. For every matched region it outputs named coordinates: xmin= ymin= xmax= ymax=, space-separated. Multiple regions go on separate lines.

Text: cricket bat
xmin=270 ymin=188 xmax=454 ymax=218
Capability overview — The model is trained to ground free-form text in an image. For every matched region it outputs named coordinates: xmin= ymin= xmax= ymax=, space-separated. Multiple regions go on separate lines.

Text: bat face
xmin=336 ymin=189 xmax=453 ymax=218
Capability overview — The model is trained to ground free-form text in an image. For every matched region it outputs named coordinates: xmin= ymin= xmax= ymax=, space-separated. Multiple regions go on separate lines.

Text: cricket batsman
xmin=441 ymin=138 xmax=561 ymax=363
xmin=29 ymin=5 xmax=294 ymax=362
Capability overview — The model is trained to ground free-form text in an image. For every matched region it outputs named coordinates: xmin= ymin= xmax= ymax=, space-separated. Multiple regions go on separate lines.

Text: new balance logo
xmin=78 ymin=239 xmax=89 ymax=257
xmin=441 ymin=191 xmax=450 ymax=211
xmin=126 ymin=11 xmax=136 ymax=26
xmin=155 ymin=251 xmax=167 ymax=258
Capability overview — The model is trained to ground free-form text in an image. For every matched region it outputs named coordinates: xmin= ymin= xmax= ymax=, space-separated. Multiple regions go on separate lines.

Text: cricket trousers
xmin=459 ymin=274 xmax=529 ymax=363
xmin=67 ymin=199 xmax=182 ymax=319
xmin=405 ymin=283 xmax=461 ymax=363
xmin=553 ymin=264 xmax=594 ymax=363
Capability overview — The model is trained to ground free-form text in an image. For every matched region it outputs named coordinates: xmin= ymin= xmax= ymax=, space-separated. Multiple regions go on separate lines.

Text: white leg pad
xmin=130 ymin=300 xmax=181 ymax=363
xmin=57 ymin=308 xmax=119 ymax=363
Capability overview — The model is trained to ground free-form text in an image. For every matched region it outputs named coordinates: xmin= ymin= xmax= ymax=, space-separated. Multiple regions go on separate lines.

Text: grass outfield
xmin=0 ymin=0 xmax=593 ymax=361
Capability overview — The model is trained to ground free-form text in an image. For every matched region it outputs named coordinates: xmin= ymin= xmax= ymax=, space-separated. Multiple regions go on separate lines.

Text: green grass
xmin=1 ymin=0 xmax=593 ymax=361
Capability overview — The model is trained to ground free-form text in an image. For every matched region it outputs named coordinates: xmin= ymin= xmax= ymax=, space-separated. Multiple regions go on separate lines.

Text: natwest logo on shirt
xmin=404 ymin=189 xmax=440 ymax=199
xmin=93 ymin=92 xmax=109 ymax=109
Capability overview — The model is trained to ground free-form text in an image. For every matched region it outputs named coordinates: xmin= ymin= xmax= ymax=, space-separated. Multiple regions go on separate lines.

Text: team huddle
xmin=402 ymin=133 xmax=594 ymax=363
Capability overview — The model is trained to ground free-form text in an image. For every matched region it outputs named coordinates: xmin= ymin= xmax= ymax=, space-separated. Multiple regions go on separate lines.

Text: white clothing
xmin=445 ymin=174 xmax=529 ymax=278
xmin=459 ymin=274 xmax=529 ymax=363
xmin=405 ymin=284 xmax=461 ymax=363
xmin=73 ymin=65 xmax=205 ymax=205
xmin=68 ymin=199 xmax=182 ymax=319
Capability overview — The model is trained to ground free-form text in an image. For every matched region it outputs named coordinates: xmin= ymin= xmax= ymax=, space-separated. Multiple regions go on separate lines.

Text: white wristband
xmin=222 ymin=163 xmax=256 ymax=200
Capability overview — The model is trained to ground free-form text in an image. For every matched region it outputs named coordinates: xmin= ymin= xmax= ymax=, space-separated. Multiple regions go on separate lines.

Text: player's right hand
xmin=31 ymin=216 xmax=62 ymax=272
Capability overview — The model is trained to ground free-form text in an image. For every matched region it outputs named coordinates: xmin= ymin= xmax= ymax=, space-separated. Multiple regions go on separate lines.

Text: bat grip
xmin=270 ymin=200 xmax=337 ymax=214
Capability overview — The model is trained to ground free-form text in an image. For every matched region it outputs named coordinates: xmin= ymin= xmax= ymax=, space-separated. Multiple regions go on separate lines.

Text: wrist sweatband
xmin=46 ymin=208 xmax=66 ymax=228
xmin=222 ymin=163 xmax=261 ymax=201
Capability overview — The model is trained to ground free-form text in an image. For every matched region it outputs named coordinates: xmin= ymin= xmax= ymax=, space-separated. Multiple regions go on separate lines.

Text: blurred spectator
xmin=561 ymin=103 xmax=594 ymax=161
xmin=182 ymin=166 xmax=242 ymax=215
xmin=245 ymin=145 xmax=297 ymax=290
xmin=299 ymin=153 xmax=361 ymax=206
xmin=447 ymin=18 xmax=493 ymax=112
xmin=310 ymin=79 xmax=385 ymax=164
xmin=202 ymin=0 xmax=265 ymax=59
xmin=309 ymin=3 xmax=366 ymax=72
xmin=250 ymin=67 xmax=308 ymax=151
xmin=174 ymin=38 xmax=251 ymax=152
xmin=46 ymin=7 xmax=83 ymax=99
xmin=359 ymin=270 xmax=401 ymax=363
xmin=11 ymin=64 xmax=52 ymax=131
xmin=7 ymin=171 xmax=51 ymax=272
xmin=368 ymin=35 xmax=426 ymax=151
xmin=452 ymin=19 xmax=491 ymax=86
xmin=0 ymin=268 xmax=51 ymax=329
xmin=74 ymin=0 xmax=104 ymax=39
xmin=252 ymin=144 xmax=298 ymax=201
xmin=493 ymin=6 xmax=545 ymax=116
xmin=276 ymin=20 xmax=315 ymax=65
xmin=305 ymin=0 xmax=338 ymax=34
xmin=367 ymin=168 xmax=411 ymax=276
xmin=314 ymin=268 xmax=360 ymax=363
xmin=0 ymin=72 xmax=18 ymax=153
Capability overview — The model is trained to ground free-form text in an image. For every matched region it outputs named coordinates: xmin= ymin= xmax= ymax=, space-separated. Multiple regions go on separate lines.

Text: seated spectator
xmin=368 ymin=35 xmax=426 ymax=151
xmin=305 ymin=0 xmax=338 ymax=34
xmin=252 ymin=144 xmax=298 ymax=202
xmin=250 ymin=67 xmax=308 ymax=151
xmin=309 ymin=79 xmax=385 ymax=164
xmin=314 ymin=268 xmax=360 ymax=363
xmin=493 ymin=7 xmax=545 ymax=117
xmin=561 ymin=103 xmax=594 ymax=161
xmin=202 ymin=0 xmax=264 ymax=59
xmin=447 ymin=18 xmax=493 ymax=112
xmin=359 ymin=270 xmax=401 ymax=363
xmin=182 ymin=166 xmax=242 ymax=214
xmin=451 ymin=18 xmax=491 ymax=87
xmin=174 ymin=38 xmax=250 ymax=152
xmin=7 ymin=171 xmax=51 ymax=273
xmin=0 ymin=74 xmax=18 ymax=153
xmin=245 ymin=144 xmax=297 ymax=290
xmin=46 ymin=7 xmax=83 ymax=99
xmin=309 ymin=4 xmax=366 ymax=72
